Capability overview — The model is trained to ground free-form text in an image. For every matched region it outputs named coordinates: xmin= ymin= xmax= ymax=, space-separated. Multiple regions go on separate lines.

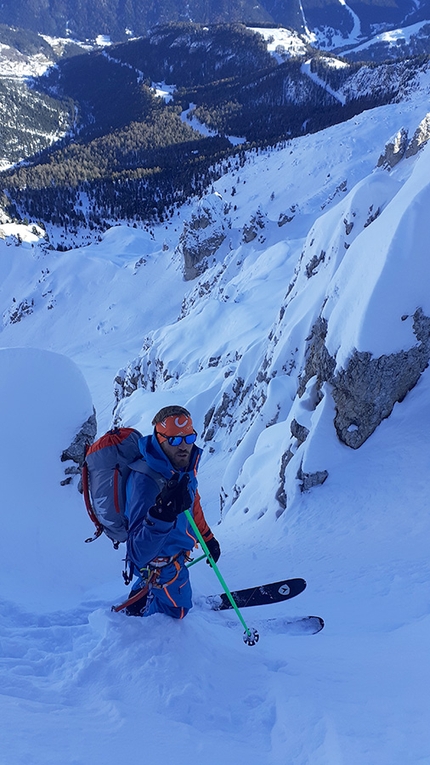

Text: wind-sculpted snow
xmin=0 ymin=347 xmax=103 ymax=611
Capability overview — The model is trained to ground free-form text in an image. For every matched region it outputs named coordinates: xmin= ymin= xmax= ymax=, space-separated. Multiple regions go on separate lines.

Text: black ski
xmin=208 ymin=577 xmax=307 ymax=611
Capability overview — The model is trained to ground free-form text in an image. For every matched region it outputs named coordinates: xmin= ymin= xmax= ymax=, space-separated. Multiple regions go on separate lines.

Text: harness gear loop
xmin=138 ymin=565 xmax=153 ymax=582
xmin=111 ymin=551 xmax=190 ymax=612
xmin=151 ymin=559 xmax=181 ymax=589
xmin=149 ymin=550 xmax=189 ymax=589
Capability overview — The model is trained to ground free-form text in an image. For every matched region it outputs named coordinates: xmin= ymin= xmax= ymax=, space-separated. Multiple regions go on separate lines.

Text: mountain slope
xmin=1 ymin=0 xmax=430 ymax=45
xmin=0 ymin=81 xmax=429 ymax=764
xmin=0 ymin=0 xmax=273 ymax=40
xmin=0 ymin=25 xmax=92 ymax=168
xmin=2 ymin=22 xmax=430 ymax=246
xmin=112 ymin=99 xmax=430 ymax=510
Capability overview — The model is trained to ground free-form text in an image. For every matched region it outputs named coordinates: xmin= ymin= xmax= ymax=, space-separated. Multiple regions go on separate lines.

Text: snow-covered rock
xmin=377 ymin=127 xmax=409 ymax=168
xmin=178 ymin=192 xmax=230 ymax=280
xmin=405 ymin=111 xmax=430 ymax=157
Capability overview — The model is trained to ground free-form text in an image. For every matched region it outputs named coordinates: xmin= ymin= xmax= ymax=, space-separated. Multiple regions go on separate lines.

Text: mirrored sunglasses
xmin=161 ymin=432 xmax=197 ymax=447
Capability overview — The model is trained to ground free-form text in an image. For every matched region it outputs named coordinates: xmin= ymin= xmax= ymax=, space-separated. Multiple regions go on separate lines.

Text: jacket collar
xmin=138 ymin=433 xmax=202 ymax=479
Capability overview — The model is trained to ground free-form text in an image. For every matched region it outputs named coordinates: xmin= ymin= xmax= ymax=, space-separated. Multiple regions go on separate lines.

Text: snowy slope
xmin=250 ymin=27 xmax=310 ymax=61
xmin=1 ymin=77 xmax=430 ymax=764
xmin=0 ymin=225 xmax=191 ymax=428
xmin=340 ymin=18 xmax=430 ymax=59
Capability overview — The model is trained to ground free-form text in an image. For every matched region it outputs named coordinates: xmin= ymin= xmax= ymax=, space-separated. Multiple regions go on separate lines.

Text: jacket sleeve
xmin=126 ymin=470 xmax=174 ymax=568
xmin=192 ymin=489 xmax=214 ymax=544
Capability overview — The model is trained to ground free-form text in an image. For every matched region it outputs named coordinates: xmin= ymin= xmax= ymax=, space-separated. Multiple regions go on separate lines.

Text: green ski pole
xmin=184 ymin=509 xmax=259 ymax=646
xmin=186 ymin=553 xmax=206 ymax=568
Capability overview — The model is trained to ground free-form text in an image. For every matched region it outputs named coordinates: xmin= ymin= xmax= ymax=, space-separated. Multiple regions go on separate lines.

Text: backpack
xmin=82 ymin=427 xmax=143 ymax=548
xmin=82 ymin=426 xmax=168 ymax=549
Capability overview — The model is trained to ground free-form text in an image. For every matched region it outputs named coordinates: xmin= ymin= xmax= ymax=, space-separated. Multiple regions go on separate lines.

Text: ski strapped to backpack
xmin=82 ymin=426 xmax=166 ymax=549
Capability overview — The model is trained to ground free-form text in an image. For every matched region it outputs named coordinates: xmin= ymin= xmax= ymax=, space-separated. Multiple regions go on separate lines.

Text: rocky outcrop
xmin=405 ymin=113 xmax=430 ymax=158
xmin=290 ymin=418 xmax=309 ymax=445
xmin=275 ymin=420 xmax=312 ymax=511
xmin=332 ymin=309 xmax=430 ymax=447
xmin=298 ymin=317 xmax=336 ymax=397
xmin=278 ymin=208 xmax=296 ymax=227
xmin=377 ymin=128 xmax=408 ymax=169
xmin=60 ymin=409 xmax=97 ymax=486
xmin=273 ymin=305 xmax=430 ymax=517
xmin=377 ymin=114 xmax=430 ymax=168
xmin=3 ymin=298 xmax=34 ymax=325
xmin=297 ymin=464 xmax=328 ymax=492
xmin=203 ymin=377 xmax=249 ymax=441
xmin=242 ymin=210 xmax=266 ymax=243
xmin=298 ymin=308 xmax=430 ymax=449
xmin=179 ymin=193 xmax=229 ymax=281
xmin=275 ymin=449 xmax=294 ymax=511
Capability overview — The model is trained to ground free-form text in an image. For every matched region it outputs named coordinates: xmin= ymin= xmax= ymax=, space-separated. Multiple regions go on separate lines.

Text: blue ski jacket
xmin=125 ymin=432 xmax=213 ymax=571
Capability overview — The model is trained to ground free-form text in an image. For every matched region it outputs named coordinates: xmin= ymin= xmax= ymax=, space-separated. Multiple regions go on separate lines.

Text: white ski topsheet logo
xmin=278 ymin=583 xmax=291 ymax=596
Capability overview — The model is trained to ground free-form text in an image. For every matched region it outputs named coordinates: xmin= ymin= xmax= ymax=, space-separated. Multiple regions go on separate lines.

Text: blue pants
xmin=133 ymin=557 xmax=193 ymax=619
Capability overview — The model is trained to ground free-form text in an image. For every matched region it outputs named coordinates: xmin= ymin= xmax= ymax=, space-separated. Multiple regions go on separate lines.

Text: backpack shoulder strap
xmin=129 ymin=459 xmax=167 ymax=494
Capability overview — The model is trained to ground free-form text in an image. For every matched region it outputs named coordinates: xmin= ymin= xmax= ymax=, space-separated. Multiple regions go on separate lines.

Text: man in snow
xmin=125 ymin=405 xmax=221 ymax=618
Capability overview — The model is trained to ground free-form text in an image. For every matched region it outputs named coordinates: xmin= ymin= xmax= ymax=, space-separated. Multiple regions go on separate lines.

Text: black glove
xmin=149 ymin=474 xmax=192 ymax=523
xmin=205 ymin=536 xmax=221 ymax=564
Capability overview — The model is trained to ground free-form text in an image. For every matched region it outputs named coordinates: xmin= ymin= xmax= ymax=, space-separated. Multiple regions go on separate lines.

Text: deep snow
xmin=1 ymin=76 xmax=430 ymax=764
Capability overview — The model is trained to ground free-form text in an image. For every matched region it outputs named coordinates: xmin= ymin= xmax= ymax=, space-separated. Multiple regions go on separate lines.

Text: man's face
xmin=160 ymin=438 xmax=193 ymax=470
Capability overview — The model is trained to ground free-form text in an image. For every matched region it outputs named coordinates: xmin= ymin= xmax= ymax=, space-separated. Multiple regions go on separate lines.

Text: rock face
xmin=377 ymin=114 xmax=430 ymax=170
xmin=61 ymin=409 xmax=97 ymax=485
xmin=298 ymin=317 xmax=335 ymax=397
xmin=179 ymin=193 xmax=229 ymax=280
xmin=377 ymin=128 xmax=408 ymax=169
xmin=290 ymin=418 xmax=310 ymax=445
xmin=3 ymin=298 xmax=34 ymax=325
xmin=405 ymin=113 xmax=430 ymax=158
xmin=297 ymin=465 xmax=329 ymax=492
xmin=242 ymin=210 xmax=266 ymax=243
xmin=298 ymin=309 xmax=430 ymax=449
